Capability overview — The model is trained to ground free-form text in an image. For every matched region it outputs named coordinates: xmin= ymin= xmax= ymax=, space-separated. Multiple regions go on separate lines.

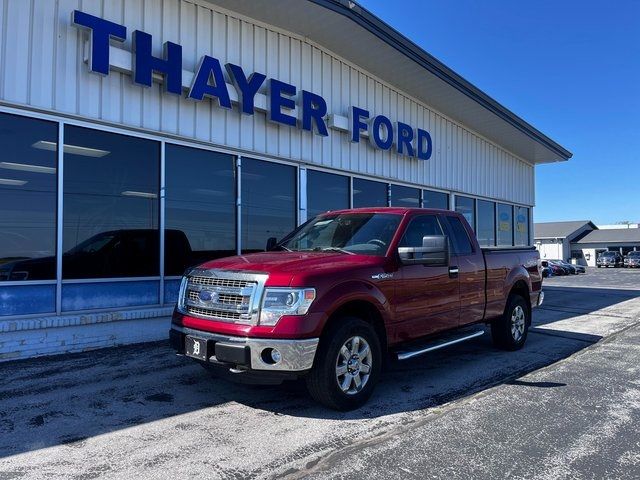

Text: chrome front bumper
xmin=172 ymin=325 xmax=319 ymax=372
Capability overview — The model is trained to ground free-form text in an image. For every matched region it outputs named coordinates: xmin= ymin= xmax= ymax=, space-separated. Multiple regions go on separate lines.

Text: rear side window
xmin=399 ymin=215 xmax=443 ymax=247
xmin=444 ymin=216 xmax=474 ymax=255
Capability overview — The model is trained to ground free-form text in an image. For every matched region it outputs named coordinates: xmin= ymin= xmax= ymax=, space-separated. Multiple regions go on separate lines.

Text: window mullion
xmin=55 ymin=123 xmax=65 ymax=315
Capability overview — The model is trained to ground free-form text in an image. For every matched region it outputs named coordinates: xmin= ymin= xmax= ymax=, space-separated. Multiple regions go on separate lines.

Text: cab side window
xmin=399 ymin=215 xmax=443 ymax=247
xmin=445 ymin=216 xmax=474 ymax=255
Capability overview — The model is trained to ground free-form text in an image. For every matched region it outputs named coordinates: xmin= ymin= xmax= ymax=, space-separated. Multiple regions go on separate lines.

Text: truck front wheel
xmin=491 ymin=294 xmax=530 ymax=351
xmin=306 ymin=317 xmax=381 ymax=411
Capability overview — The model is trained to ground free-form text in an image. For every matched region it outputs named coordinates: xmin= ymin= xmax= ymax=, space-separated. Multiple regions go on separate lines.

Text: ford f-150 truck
xmin=170 ymin=208 xmax=543 ymax=410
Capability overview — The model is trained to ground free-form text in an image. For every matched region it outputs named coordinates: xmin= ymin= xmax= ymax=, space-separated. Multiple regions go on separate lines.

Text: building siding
xmin=0 ymin=0 xmax=534 ymax=206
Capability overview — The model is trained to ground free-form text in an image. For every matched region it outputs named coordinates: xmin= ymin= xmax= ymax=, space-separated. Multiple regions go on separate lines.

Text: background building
xmin=534 ymin=221 xmax=640 ymax=266
xmin=574 ymin=229 xmax=640 ymax=266
xmin=0 ymin=0 xmax=570 ymax=361
xmin=534 ymin=221 xmax=596 ymax=262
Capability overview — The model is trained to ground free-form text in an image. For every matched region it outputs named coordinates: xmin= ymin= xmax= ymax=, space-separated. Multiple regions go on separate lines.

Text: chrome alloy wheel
xmin=335 ymin=336 xmax=373 ymax=395
xmin=511 ymin=305 xmax=526 ymax=342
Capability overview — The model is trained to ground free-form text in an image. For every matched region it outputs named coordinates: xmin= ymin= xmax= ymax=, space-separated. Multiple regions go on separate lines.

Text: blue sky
xmin=358 ymin=0 xmax=640 ymax=225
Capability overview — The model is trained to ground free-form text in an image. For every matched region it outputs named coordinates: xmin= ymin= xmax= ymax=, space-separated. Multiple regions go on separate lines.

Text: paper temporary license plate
xmin=185 ymin=335 xmax=208 ymax=361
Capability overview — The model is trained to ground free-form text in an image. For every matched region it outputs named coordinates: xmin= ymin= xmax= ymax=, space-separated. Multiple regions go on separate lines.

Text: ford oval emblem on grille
xmin=198 ymin=290 xmax=215 ymax=302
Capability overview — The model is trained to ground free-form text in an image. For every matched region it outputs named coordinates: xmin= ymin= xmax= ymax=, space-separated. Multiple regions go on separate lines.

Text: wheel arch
xmin=323 ymin=299 xmax=388 ymax=353
xmin=508 ymin=279 xmax=532 ymax=323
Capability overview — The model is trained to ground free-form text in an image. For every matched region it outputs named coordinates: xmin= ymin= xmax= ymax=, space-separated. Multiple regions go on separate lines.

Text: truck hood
xmin=199 ymin=251 xmax=385 ymax=286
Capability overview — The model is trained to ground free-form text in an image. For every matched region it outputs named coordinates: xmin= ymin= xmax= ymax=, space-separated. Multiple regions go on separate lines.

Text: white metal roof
xmin=210 ymin=0 xmax=572 ymax=165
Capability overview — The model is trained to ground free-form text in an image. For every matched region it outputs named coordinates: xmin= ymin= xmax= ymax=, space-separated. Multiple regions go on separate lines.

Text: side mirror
xmin=398 ymin=235 xmax=449 ymax=266
xmin=265 ymin=237 xmax=278 ymax=251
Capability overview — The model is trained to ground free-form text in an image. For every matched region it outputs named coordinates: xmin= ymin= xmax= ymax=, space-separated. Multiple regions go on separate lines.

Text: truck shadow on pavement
xmin=1 ymin=286 xmax=637 ymax=459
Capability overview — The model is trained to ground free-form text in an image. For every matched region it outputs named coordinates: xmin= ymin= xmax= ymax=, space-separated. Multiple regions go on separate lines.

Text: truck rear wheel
xmin=306 ymin=317 xmax=381 ymax=411
xmin=491 ymin=294 xmax=529 ymax=351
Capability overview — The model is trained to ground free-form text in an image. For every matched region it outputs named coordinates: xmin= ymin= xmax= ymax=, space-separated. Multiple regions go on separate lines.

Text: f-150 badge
xmin=371 ymin=273 xmax=394 ymax=280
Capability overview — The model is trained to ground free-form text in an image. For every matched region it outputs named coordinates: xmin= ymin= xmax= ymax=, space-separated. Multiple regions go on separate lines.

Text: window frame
xmin=0 ymin=112 xmax=59 ymax=283
xmin=306 ymin=168 xmax=351 ymax=218
xmin=454 ymin=195 xmax=476 ymax=231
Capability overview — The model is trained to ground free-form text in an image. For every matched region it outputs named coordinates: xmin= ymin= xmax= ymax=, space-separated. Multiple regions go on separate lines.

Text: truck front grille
xmin=181 ymin=269 xmax=268 ymax=325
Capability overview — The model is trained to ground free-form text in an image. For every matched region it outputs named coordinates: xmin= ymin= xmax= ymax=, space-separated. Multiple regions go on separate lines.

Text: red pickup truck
xmin=170 ymin=208 xmax=543 ymax=410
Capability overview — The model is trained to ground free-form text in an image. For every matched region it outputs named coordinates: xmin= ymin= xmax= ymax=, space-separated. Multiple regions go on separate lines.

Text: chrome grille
xmin=190 ymin=276 xmax=252 ymax=289
xmin=187 ymin=290 xmax=246 ymax=306
xmin=186 ymin=306 xmax=241 ymax=321
xmin=218 ymin=293 xmax=246 ymax=304
xmin=183 ymin=270 xmax=265 ymax=324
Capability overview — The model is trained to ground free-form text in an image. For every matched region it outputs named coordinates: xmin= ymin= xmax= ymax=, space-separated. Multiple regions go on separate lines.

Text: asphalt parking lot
xmin=1 ymin=269 xmax=639 ymax=479
xmin=544 ymin=265 xmax=640 ymax=290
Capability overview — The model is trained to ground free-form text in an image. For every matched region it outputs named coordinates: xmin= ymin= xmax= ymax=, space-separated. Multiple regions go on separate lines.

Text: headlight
xmin=259 ymin=288 xmax=316 ymax=326
xmin=176 ymin=275 xmax=190 ymax=313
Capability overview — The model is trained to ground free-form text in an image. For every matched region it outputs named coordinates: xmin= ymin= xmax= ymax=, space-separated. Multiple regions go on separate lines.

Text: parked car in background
xmin=624 ymin=251 xmax=640 ymax=268
xmin=548 ymin=260 xmax=576 ymax=275
xmin=597 ymin=251 xmax=623 ymax=268
xmin=551 ymin=259 xmax=585 ymax=274
xmin=542 ymin=260 xmax=566 ymax=276
xmin=571 ymin=263 xmax=586 ymax=274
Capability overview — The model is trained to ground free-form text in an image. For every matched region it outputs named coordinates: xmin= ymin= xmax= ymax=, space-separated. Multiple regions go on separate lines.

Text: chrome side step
xmin=396 ymin=329 xmax=485 ymax=361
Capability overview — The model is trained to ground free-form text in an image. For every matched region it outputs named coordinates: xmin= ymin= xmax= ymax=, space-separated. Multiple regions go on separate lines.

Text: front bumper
xmin=170 ymin=325 xmax=319 ymax=372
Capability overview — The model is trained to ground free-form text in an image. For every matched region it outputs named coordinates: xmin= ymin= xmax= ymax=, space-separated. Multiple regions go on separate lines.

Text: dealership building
xmin=0 ymin=0 xmax=571 ymax=361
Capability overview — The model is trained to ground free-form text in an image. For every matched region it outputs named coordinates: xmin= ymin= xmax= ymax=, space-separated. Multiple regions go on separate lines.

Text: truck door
xmin=442 ymin=214 xmax=485 ymax=326
xmin=395 ymin=214 xmax=460 ymax=340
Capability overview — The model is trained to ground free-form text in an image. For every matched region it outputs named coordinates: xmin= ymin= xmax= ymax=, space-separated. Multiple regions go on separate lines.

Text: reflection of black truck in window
xmin=0 ymin=229 xmax=194 ymax=281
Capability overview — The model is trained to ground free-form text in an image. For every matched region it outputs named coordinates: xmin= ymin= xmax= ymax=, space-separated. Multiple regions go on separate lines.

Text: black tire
xmin=491 ymin=294 xmax=529 ymax=351
xmin=306 ymin=316 xmax=382 ymax=411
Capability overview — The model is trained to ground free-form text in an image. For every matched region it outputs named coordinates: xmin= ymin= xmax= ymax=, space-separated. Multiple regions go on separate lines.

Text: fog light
xmin=261 ymin=347 xmax=282 ymax=365
xmin=271 ymin=348 xmax=282 ymax=363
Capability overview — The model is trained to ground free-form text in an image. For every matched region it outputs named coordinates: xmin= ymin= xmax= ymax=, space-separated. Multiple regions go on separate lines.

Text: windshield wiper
xmin=314 ymin=247 xmax=356 ymax=255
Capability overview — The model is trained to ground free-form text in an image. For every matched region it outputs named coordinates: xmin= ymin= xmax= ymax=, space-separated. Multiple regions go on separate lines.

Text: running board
xmin=395 ymin=329 xmax=485 ymax=361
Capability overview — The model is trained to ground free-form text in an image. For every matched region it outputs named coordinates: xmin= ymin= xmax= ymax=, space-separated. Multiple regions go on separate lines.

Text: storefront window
xmin=165 ymin=145 xmax=236 ymax=275
xmin=497 ymin=203 xmax=514 ymax=246
xmin=0 ymin=113 xmax=58 ymax=281
xmin=514 ymin=206 xmax=529 ymax=246
xmin=455 ymin=196 xmax=475 ymax=231
xmin=423 ymin=190 xmax=449 ymax=210
xmin=477 ymin=200 xmax=496 ymax=247
xmin=63 ymin=126 xmax=160 ymax=278
xmin=353 ymin=178 xmax=388 ymax=208
xmin=390 ymin=184 xmax=420 ymax=207
xmin=242 ymin=158 xmax=296 ymax=253
xmin=307 ymin=170 xmax=349 ymax=218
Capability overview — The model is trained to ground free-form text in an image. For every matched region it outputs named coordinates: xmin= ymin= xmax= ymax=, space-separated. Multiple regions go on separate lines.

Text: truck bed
xmin=482 ymin=247 xmax=542 ymax=320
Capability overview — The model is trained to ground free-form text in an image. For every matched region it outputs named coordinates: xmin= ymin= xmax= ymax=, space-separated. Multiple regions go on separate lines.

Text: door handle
xmin=449 ymin=266 xmax=459 ymax=278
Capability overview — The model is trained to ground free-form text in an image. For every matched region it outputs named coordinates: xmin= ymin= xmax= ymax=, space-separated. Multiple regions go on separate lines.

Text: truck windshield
xmin=281 ymin=213 xmax=401 ymax=256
